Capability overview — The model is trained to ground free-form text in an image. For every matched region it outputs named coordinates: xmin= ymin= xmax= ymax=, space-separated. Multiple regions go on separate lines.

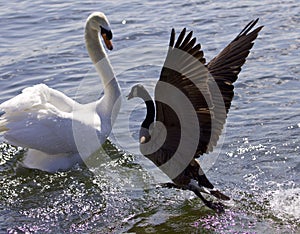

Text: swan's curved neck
xmin=85 ymin=27 xmax=106 ymax=64
xmin=84 ymin=25 xmax=121 ymax=121
xmin=85 ymin=26 xmax=117 ymax=88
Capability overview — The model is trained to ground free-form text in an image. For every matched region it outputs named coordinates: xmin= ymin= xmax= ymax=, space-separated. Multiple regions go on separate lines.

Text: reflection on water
xmin=1 ymin=0 xmax=300 ymax=233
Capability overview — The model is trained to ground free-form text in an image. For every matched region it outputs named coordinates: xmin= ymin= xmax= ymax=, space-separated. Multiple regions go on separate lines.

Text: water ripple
xmin=0 ymin=0 xmax=300 ymax=233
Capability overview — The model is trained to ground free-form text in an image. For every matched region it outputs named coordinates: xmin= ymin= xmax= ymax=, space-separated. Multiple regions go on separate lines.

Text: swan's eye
xmin=100 ymin=26 xmax=113 ymax=40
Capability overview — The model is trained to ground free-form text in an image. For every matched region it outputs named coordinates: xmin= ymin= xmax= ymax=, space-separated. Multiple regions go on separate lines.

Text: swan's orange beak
xmin=101 ymin=33 xmax=113 ymax=50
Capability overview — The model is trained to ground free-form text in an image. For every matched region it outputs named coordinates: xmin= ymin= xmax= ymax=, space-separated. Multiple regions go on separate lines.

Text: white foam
xmin=269 ymin=187 xmax=300 ymax=222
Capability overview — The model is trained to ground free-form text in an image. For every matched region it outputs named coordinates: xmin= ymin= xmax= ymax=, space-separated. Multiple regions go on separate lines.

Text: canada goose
xmin=127 ymin=19 xmax=263 ymax=212
xmin=0 ymin=12 xmax=121 ymax=172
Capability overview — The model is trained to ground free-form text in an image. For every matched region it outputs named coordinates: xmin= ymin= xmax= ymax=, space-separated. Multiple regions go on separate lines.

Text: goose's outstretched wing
xmin=206 ymin=19 xmax=263 ymax=152
xmin=155 ymin=28 xmax=213 ymax=156
xmin=154 ymin=20 xmax=263 ymax=159
xmin=207 ymin=19 xmax=263 ymax=112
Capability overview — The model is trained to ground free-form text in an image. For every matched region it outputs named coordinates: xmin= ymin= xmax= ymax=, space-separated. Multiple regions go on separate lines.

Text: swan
xmin=0 ymin=12 xmax=121 ymax=172
xmin=127 ymin=19 xmax=263 ymax=212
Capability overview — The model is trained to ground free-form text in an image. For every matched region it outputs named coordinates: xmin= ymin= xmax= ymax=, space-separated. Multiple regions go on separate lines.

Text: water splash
xmin=269 ymin=186 xmax=300 ymax=223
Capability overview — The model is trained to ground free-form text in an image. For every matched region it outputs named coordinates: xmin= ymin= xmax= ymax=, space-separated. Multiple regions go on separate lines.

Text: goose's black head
xmin=127 ymin=84 xmax=155 ymax=132
xmin=127 ymin=84 xmax=151 ymax=101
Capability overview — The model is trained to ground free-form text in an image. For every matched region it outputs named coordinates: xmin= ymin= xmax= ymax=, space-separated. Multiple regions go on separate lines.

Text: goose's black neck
xmin=142 ymin=100 xmax=155 ymax=129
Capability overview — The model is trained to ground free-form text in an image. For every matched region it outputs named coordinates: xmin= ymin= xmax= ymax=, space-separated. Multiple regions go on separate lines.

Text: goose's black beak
xmin=126 ymin=93 xmax=133 ymax=100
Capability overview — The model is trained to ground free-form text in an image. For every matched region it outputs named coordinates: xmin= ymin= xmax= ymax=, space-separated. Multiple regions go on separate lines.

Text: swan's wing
xmin=0 ymin=84 xmax=55 ymax=133
xmin=207 ymin=19 xmax=263 ymax=112
xmin=0 ymin=84 xmax=77 ymax=114
xmin=205 ymin=19 xmax=263 ymax=152
xmin=0 ymin=89 xmax=78 ymax=154
xmin=3 ymin=111 xmax=77 ymax=154
xmin=155 ymin=28 xmax=214 ymax=155
xmin=0 ymin=84 xmax=79 ymax=150
xmin=0 ymin=84 xmax=101 ymax=155
xmin=41 ymin=85 xmax=78 ymax=113
xmin=2 ymin=106 xmax=102 ymax=155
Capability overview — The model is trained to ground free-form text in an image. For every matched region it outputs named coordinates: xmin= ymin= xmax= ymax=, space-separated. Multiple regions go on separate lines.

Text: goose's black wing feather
xmin=154 ymin=28 xmax=213 ymax=156
xmin=150 ymin=20 xmax=262 ymax=164
xmin=205 ymin=19 xmax=263 ymax=152
xmin=207 ymin=19 xmax=263 ymax=112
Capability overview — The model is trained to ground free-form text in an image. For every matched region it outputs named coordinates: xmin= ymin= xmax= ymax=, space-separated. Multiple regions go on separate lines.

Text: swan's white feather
xmin=0 ymin=84 xmax=76 ymax=114
xmin=21 ymin=149 xmax=82 ymax=172
xmin=0 ymin=12 xmax=120 ymax=173
xmin=0 ymin=84 xmax=105 ymax=172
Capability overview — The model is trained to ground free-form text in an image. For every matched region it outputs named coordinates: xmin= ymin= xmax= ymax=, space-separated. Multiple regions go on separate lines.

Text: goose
xmin=0 ymin=12 xmax=121 ymax=172
xmin=127 ymin=19 xmax=263 ymax=212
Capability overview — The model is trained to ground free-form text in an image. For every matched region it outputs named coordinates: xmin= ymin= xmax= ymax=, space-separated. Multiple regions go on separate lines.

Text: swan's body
xmin=0 ymin=12 xmax=121 ymax=172
xmin=128 ymin=19 xmax=263 ymax=212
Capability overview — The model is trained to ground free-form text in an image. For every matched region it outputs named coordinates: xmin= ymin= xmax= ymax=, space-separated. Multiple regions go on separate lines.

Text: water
xmin=0 ymin=0 xmax=299 ymax=233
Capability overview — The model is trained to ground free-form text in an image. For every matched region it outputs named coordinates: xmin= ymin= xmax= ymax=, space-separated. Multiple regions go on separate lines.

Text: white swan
xmin=0 ymin=12 xmax=121 ymax=172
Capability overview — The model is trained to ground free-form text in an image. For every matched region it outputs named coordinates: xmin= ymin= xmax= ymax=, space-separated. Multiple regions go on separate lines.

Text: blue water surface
xmin=0 ymin=0 xmax=299 ymax=233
